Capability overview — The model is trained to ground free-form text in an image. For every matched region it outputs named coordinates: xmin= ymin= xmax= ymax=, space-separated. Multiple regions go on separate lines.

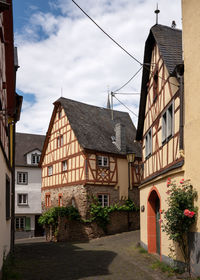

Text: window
xmin=58 ymin=109 xmax=62 ymax=119
xmin=18 ymin=194 xmax=28 ymax=205
xmin=62 ymin=160 xmax=67 ymax=172
xmin=31 ymin=153 xmax=40 ymax=165
xmin=153 ymin=70 xmax=158 ymax=102
xmin=58 ymin=194 xmax=63 ymax=207
xmin=162 ymin=103 xmax=174 ymax=143
xmin=98 ymin=194 xmax=109 ymax=207
xmin=57 ymin=135 xmax=63 ymax=148
xmin=145 ymin=129 xmax=152 ymax=158
xmin=97 ymin=156 xmax=109 ymax=167
xmin=45 ymin=194 xmax=51 ymax=207
xmin=15 ymin=217 xmax=25 ymax=230
xmin=17 ymin=172 xmax=28 ymax=185
xmin=6 ymin=175 xmax=10 ymax=220
xmin=48 ymin=166 xmax=53 ymax=176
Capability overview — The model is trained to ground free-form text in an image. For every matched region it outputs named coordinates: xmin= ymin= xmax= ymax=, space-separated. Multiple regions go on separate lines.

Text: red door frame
xmin=147 ymin=186 xmax=162 ymax=257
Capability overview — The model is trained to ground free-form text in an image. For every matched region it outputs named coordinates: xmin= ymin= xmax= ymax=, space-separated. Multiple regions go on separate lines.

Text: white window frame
xmin=18 ymin=194 xmax=28 ymax=206
xmin=98 ymin=194 xmax=109 ymax=207
xmin=15 ymin=217 xmax=25 ymax=230
xmin=48 ymin=166 xmax=53 ymax=176
xmin=162 ymin=102 xmax=174 ymax=144
xmin=17 ymin=172 xmax=28 ymax=185
xmin=97 ymin=156 xmax=109 ymax=167
xmin=145 ymin=129 xmax=152 ymax=158
xmin=62 ymin=160 xmax=67 ymax=172
xmin=31 ymin=153 xmax=40 ymax=165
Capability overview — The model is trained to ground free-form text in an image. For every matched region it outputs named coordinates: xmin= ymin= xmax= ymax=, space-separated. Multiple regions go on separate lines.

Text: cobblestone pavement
xmin=11 ymin=231 xmax=178 ymax=280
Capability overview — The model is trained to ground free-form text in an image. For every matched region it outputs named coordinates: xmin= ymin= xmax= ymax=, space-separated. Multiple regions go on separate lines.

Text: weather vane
xmin=154 ymin=3 xmax=160 ymax=25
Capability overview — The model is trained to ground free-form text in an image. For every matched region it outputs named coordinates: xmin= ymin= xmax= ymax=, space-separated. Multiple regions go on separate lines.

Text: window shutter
xmin=25 ymin=217 xmax=31 ymax=231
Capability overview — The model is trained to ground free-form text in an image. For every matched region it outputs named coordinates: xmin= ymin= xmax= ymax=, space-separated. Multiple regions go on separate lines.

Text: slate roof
xmin=53 ymin=97 xmax=141 ymax=157
xmin=16 ymin=133 xmax=45 ymax=167
xmin=151 ymin=24 xmax=182 ymax=75
xmin=136 ymin=24 xmax=182 ymax=140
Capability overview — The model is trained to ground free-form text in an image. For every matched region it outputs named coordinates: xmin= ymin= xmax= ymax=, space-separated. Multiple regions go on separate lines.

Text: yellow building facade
xmin=182 ymin=0 xmax=200 ymax=275
xmin=136 ymin=24 xmax=185 ymax=266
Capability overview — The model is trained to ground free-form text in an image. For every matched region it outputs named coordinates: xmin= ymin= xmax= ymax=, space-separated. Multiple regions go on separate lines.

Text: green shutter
xmin=25 ymin=217 xmax=31 ymax=231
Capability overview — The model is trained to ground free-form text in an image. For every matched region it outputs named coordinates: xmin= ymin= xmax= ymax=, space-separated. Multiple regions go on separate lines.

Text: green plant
xmin=88 ymin=197 xmax=138 ymax=231
xmin=38 ymin=206 xmax=80 ymax=227
xmin=151 ymin=260 xmax=175 ymax=276
xmin=162 ymin=178 xmax=197 ymax=274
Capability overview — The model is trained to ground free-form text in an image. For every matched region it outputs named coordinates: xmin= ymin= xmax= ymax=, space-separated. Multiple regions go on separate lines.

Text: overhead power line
xmin=112 ymin=66 xmax=143 ymax=93
xmin=71 ymin=0 xmax=179 ymax=89
xmin=71 ymin=0 xmax=142 ymax=66
xmin=113 ymin=94 xmax=138 ymax=118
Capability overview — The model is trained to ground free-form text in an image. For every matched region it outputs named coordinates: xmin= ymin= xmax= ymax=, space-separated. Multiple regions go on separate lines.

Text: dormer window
xmin=31 ymin=153 xmax=40 ymax=165
xmin=97 ymin=156 xmax=109 ymax=167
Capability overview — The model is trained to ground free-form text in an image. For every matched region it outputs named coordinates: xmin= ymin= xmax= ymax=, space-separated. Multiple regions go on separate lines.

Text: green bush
xmin=38 ymin=206 xmax=80 ymax=227
xmin=162 ymin=179 xmax=197 ymax=273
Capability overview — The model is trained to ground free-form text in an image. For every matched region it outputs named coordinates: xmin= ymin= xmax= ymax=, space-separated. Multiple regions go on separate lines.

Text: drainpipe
xmin=179 ymin=75 xmax=184 ymax=151
xmin=10 ymin=119 xmax=15 ymax=253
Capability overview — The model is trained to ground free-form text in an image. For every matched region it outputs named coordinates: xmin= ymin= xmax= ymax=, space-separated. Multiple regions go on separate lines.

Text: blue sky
xmin=13 ymin=0 xmax=182 ymax=134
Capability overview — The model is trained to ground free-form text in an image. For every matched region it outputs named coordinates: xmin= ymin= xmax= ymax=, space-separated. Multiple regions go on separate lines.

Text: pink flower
xmin=180 ymin=179 xmax=184 ymax=184
xmin=184 ymin=209 xmax=195 ymax=218
xmin=184 ymin=209 xmax=190 ymax=216
xmin=166 ymin=190 xmax=171 ymax=195
xmin=159 ymin=219 xmax=163 ymax=225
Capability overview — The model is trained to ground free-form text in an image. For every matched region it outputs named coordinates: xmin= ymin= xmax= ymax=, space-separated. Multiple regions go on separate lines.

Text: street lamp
xmin=127 ymin=152 xmax=135 ymax=189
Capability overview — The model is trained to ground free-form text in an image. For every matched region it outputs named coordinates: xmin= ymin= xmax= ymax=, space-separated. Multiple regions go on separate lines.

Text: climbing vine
xmin=88 ymin=197 xmax=139 ymax=231
xmin=38 ymin=206 xmax=80 ymax=227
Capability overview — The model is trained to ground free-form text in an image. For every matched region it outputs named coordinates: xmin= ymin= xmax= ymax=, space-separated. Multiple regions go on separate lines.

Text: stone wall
xmin=42 ymin=184 xmax=139 ymax=220
xmin=46 ymin=211 xmax=140 ymax=242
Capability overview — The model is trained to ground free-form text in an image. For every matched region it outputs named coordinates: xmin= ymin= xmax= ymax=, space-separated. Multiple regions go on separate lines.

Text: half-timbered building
xmin=136 ymin=24 xmax=184 ymax=264
xmin=40 ymin=97 xmax=141 ymax=218
xmin=0 ymin=0 xmax=22 ymax=276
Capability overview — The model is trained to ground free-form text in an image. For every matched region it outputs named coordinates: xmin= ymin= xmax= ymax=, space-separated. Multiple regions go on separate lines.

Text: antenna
xmin=111 ymin=91 xmax=115 ymax=121
xmin=61 ymin=87 xmax=63 ymax=97
xmin=154 ymin=3 xmax=160 ymax=25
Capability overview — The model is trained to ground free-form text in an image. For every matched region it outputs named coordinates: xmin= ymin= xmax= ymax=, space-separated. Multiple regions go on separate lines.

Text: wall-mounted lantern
xmin=127 ymin=152 xmax=135 ymax=189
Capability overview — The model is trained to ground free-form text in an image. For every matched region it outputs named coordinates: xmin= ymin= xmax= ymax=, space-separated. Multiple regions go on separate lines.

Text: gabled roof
xmin=41 ymin=97 xmax=141 ymax=161
xmin=136 ymin=24 xmax=182 ymax=140
xmin=16 ymin=133 xmax=45 ymax=167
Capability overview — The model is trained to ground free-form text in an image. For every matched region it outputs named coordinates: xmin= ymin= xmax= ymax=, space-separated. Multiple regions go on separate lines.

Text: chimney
xmin=114 ymin=123 xmax=126 ymax=153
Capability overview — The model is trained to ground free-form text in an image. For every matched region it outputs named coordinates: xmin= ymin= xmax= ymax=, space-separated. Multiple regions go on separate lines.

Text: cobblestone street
xmin=8 ymin=231 xmax=180 ymax=280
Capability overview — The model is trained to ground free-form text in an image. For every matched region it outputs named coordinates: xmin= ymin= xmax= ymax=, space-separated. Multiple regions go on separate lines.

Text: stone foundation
xmin=46 ymin=210 xmax=140 ymax=242
xmin=42 ymin=184 xmax=139 ymax=220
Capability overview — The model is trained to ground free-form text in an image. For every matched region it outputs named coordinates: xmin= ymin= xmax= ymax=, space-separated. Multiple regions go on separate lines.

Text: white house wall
xmin=15 ymin=167 xmax=42 ymax=215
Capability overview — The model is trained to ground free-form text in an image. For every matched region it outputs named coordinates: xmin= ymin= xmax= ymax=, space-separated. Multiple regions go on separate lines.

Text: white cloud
xmin=15 ymin=0 xmax=182 ymax=134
